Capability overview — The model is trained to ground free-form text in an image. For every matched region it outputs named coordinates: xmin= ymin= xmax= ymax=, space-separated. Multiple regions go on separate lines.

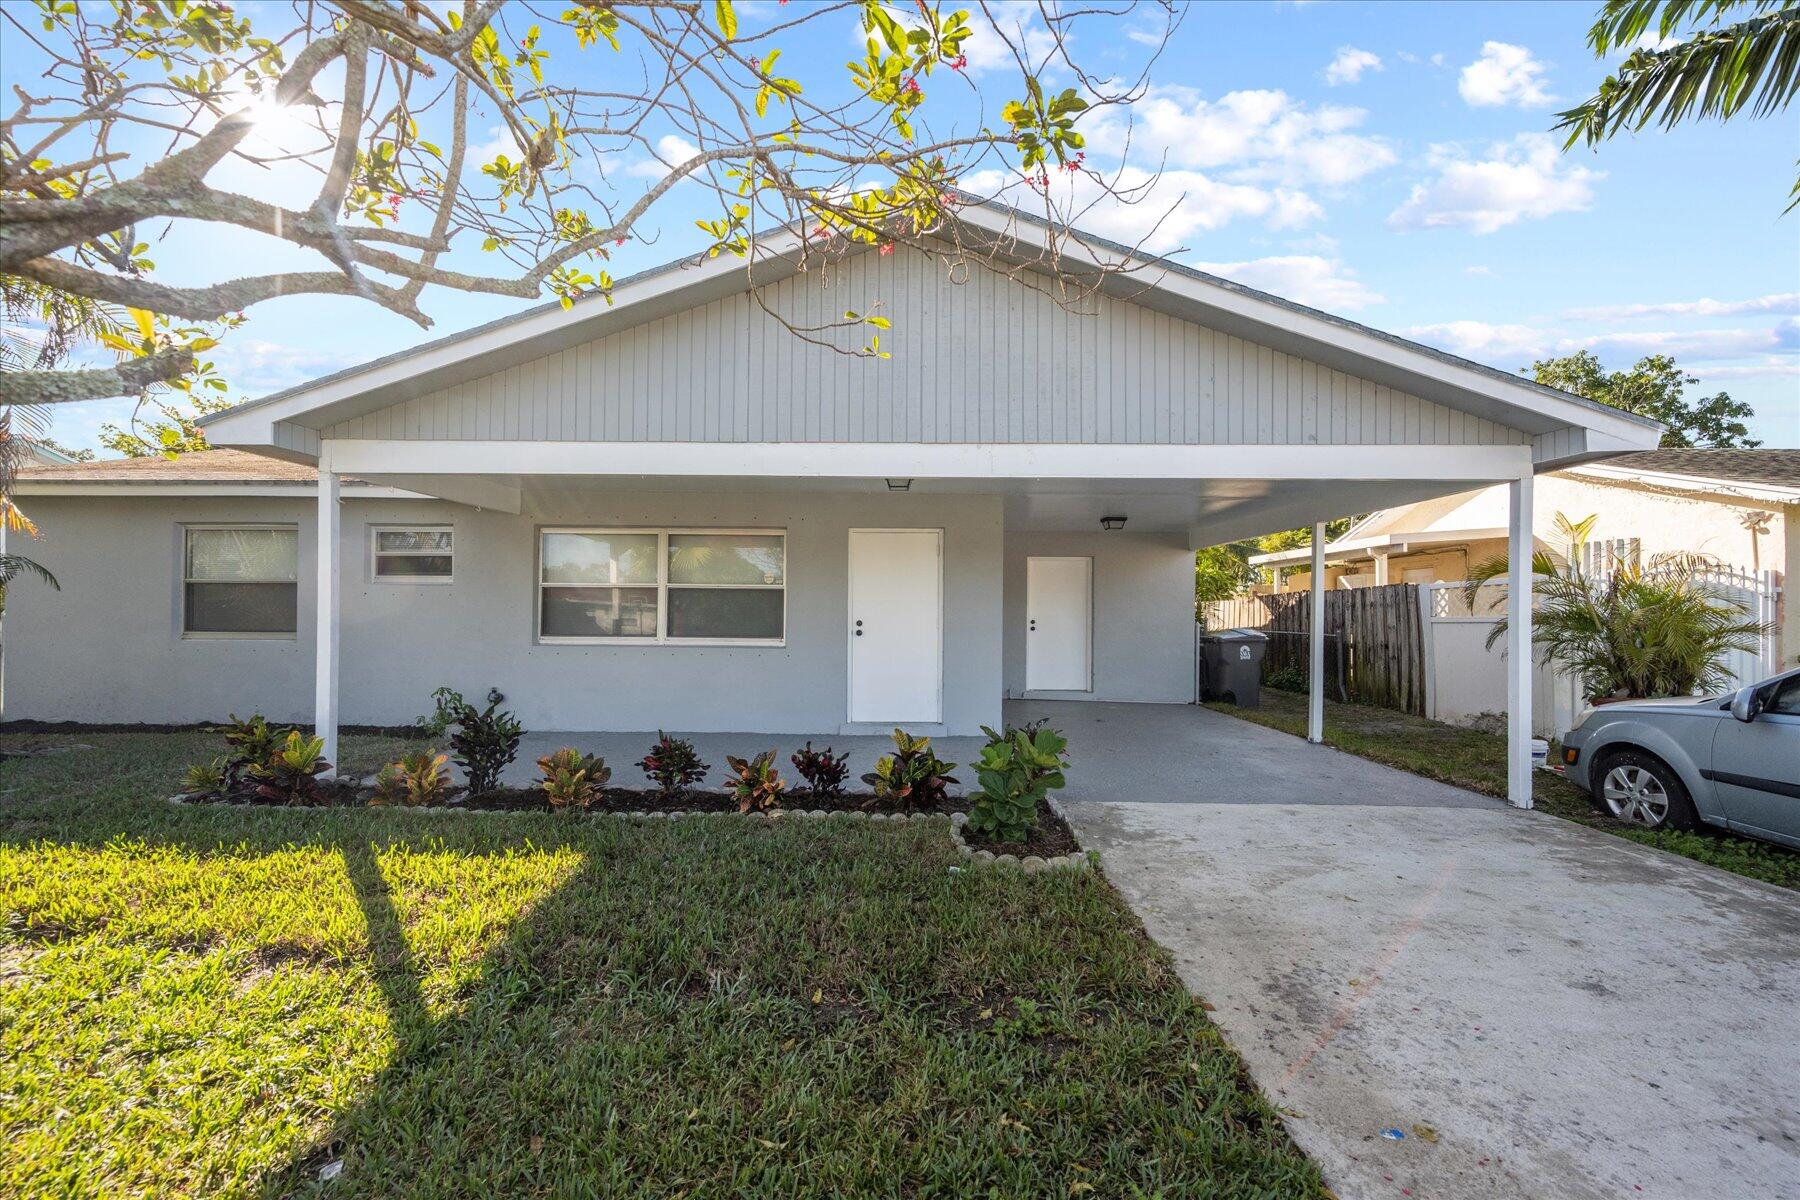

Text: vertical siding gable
xmin=323 ymin=251 xmax=1530 ymax=448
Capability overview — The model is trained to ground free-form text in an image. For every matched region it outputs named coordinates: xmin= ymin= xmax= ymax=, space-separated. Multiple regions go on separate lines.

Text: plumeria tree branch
xmin=1 ymin=0 xmax=1176 ymax=409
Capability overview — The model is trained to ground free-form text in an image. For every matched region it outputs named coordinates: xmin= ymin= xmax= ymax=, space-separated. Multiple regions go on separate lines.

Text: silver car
xmin=1560 ymin=666 xmax=1800 ymax=849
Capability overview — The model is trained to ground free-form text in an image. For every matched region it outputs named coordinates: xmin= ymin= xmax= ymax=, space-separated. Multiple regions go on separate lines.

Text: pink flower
xmin=615 ymin=237 xmax=627 ymax=246
xmin=904 ymin=77 xmax=921 ymax=95
xmin=951 ymin=54 xmax=967 ymax=70
xmin=878 ymin=242 xmax=895 ymax=256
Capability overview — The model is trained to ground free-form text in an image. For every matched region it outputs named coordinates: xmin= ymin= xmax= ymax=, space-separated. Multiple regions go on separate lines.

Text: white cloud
xmin=625 ymin=134 xmax=702 ymax=179
xmin=211 ymin=338 xmax=360 ymax=394
xmin=1324 ymin=46 xmax=1382 ymax=86
xmin=1082 ymin=86 xmax=1397 ymax=188
xmin=1388 ymin=133 xmax=1601 ymax=234
xmin=1562 ymin=293 xmax=1800 ymax=320
xmin=469 ymin=125 xmax=522 ymax=165
xmin=961 ymin=165 xmax=1320 ymax=253
xmin=1466 ymin=265 xmax=1493 ymax=276
xmin=1191 ymin=254 xmax=1384 ymax=311
xmin=1401 ymin=318 xmax=1799 ymax=366
xmin=1458 ymin=41 xmax=1553 ymax=107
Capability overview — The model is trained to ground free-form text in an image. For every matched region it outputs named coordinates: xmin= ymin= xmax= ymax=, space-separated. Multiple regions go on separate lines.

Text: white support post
xmin=1308 ymin=521 xmax=1326 ymax=744
xmin=1506 ymin=472 xmax=1534 ymax=807
xmin=315 ymin=465 xmax=341 ymax=778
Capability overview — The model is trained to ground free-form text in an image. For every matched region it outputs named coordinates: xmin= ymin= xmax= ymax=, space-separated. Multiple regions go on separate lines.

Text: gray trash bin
xmin=1198 ymin=628 xmax=1269 ymax=708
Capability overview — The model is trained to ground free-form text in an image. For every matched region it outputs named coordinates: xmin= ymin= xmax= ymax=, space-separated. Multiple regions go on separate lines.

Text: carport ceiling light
xmin=1101 ymin=515 xmax=1127 ymax=531
xmin=886 ymin=478 xmax=912 ymax=491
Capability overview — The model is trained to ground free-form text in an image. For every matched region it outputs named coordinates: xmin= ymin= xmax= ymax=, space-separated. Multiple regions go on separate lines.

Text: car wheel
xmin=1596 ymin=750 xmax=1697 ymax=831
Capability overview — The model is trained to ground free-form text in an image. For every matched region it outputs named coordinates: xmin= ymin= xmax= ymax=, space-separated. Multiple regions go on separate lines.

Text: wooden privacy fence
xmin=1201 ymin=583 xmax=1427 ymax=715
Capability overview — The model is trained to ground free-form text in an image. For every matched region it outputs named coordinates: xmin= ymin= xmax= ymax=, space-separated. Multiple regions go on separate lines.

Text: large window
xmin=184 ymin=525 xmax=298 ymax=636
xmin=538 ymin=528 xmax=785 ymax=644
xmin=372 ymin=526 xmax=453 ymax=582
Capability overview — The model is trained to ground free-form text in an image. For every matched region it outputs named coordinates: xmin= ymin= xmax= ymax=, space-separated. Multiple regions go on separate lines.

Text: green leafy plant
xmin=1265 ymin=664 xmax=1309 ymax=693
xmin=417 ymin=687 xmax=467 ymax=738
xmin=371 ymin=751 xmax=451 ymax=807
xmin=639 ymin=732 xmax=709 ymax=799
xmin=1465 ymin=512 xmax=1771 ymax=700
xmin=860 ymin=728 xmax=958 ymax=808
xmin=447 ymin=688 xmax=524 ymax=795
xmin=251 ymin=731 xmax=331 ymax=805
xmin=222 ymin=712 xmax=289 ymax=792
xmin=725 ymin=749 xmax=786 ymax=813
xmin=790 ymin=741 xmax=850 ymax=799
xmin=181 ymin=756 xmax=227 ymax=799
xmin=969 ymin=723 xmax=1069 ymax=843
xmin=537 ymin=747 xmax=611 ymax=811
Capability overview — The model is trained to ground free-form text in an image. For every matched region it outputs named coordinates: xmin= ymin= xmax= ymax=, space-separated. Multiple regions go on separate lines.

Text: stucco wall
xmin=7 ymin=490 xmax=1008 ymax=733
xmin=1002 ymin=531 xmax=1197 ymax=704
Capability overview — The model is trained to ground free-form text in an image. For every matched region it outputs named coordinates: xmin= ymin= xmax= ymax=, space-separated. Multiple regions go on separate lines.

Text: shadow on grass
xmin=1 ymin=797 xmax=1325 ymax=1200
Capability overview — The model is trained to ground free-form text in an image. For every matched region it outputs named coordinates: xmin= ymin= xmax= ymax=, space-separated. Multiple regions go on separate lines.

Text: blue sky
xmin=21 ymin=0 xmax=1799 ymax=450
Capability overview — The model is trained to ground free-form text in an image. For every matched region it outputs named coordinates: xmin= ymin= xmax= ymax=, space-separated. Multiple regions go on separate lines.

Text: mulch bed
xmin=960 ymin=798 xmax=1081 ymax=858
xmin=178 ymin=783 xmax=966 ymax=817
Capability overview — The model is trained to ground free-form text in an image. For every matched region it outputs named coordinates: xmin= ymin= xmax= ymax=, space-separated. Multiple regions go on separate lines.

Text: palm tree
xmin=1464 ymin=513 xmax=1770 ymax=701
xmin=1557 ymin=0 xmax=1800 ymax=209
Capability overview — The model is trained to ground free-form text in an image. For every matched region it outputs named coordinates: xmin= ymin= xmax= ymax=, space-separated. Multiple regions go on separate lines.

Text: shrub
xmin=639 ymin=732 xmax=709 ymax=799
xmin=1265 ymin=664 xmax=1308 ymax=693
xmin=182 ymin=756 xmax=228 ymax=799
xmin=1467 ymin=512 xmax=1771 ymax=700
xmin=447 ymin=688 xmax=524 ymax=795
xmin=725 ymin=749 xmax=786 ymax=813
xmin=371 ymin=751 xmax=451 ymax=807
xmin=860 ymin=728 xmax=958 ymax=808
xmin=537 ymin=747 xmax=611 ymax=811
xmin=251 ymin=731 xmax=331 ymax=805
xmin=222 ymin=712 xmax=288 ymax=790
xmin=417 ymin=687 xmax=466 ymax=738
xmin=790 ymin=741 xmax=850 ymax=799
xmin=968 ymin=723 xmax=1068 ymax=843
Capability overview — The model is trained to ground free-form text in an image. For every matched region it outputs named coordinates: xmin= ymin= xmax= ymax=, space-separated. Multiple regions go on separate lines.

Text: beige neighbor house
xmin=3 ymin=203 xmax=1666 ymax=806
xmin=1248 ymin=449 xmax=1796 ymax=737
xmin=1253 ymin=448 xmax=1796 ymax=669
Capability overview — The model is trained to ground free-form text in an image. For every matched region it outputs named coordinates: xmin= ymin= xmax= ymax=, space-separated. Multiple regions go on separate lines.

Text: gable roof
xmin=201 ymin=199 xmax=1662 ymax=468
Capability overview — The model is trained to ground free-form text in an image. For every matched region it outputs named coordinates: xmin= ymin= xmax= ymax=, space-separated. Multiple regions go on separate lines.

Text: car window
xmin=1766 ymin=676 xmax=1800 ymax=717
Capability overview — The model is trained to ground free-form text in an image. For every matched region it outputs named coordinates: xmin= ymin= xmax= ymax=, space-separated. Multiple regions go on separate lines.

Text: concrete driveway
xmin=1052 ymin=704 xmax=1800 ymax=1200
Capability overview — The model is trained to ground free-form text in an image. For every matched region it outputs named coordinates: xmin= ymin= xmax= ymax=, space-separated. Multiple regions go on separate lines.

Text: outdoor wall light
xmin=886 ymin=478 xmax=913 ymax=491
xmin=1101 ymin=515 xmax=1127 ymax=531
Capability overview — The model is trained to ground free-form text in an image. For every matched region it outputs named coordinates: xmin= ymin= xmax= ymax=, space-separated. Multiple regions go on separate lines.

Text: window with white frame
xmin=538 ymin=528 xmax=785 ymax=643
xmin=183 ymin=525 xmax=298 ymax=635
xmin=372 ymin=526 xmax=453 ymax=582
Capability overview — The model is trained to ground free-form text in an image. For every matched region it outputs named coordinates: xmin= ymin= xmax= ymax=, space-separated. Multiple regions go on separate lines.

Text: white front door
xmin=848 ymin=529 xmax=943 ymax=723
xmin=1026 ymin=556 xmax=1092 ymax=692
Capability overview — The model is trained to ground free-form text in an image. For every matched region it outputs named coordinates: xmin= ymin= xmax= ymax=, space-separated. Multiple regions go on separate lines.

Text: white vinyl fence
xmin=1420 ymin=568 xmax=1784 ymax=738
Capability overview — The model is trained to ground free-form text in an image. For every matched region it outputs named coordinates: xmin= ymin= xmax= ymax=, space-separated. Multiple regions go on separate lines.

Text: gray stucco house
xmin=8 ymin=205 xmax=1661 ymax=804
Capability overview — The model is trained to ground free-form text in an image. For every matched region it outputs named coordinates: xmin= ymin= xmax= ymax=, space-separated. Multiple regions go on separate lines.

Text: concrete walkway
xmin=1060 ymin=706 xmax=1800 ymax=1200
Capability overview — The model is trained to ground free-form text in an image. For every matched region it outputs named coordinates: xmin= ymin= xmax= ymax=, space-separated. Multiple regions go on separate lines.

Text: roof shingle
xmin=17 ymin=448 xmax=317 ymax=483
xmin=1612 ymin=448 xmax=1800 ymax=489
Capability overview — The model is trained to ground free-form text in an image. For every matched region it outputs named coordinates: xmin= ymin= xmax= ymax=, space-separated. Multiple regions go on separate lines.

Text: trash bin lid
xmin=1201 ymin=627 xmax=1269 ymax=641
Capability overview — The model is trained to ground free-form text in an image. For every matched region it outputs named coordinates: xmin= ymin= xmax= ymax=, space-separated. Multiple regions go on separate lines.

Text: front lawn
xmin=0 ymin=731 xmax=1323 ymax=1199
xmin=1208 ymin=690 xmax=1800 ymax=891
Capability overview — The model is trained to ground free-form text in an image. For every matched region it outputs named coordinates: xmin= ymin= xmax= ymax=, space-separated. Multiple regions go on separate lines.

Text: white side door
xmin=848 ymin=529 xmax=943 ymax=723
xmin=1026 ymin=556 xmax=1092 ymax=692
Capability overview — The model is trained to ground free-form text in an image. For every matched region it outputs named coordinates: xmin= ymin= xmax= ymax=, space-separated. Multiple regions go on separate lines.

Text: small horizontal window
xmin=372 ymin=527 xmax=453 ymax=582
xmin=184 ymin=526 xmax=297 ymax=636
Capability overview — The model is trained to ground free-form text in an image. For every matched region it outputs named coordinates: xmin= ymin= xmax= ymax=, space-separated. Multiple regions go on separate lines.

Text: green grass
xmin=1208 ymin=690 xmax=1800 ymax=891
xmin=0 ymin=731 xmax=1322 ymax=1199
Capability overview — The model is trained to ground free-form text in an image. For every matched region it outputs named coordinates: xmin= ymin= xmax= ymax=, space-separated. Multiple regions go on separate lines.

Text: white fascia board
xmin=324 ymin=439 xmax=1533 ymax=481
xmin=1563 ymin=463 xmax=1800 ymax=505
